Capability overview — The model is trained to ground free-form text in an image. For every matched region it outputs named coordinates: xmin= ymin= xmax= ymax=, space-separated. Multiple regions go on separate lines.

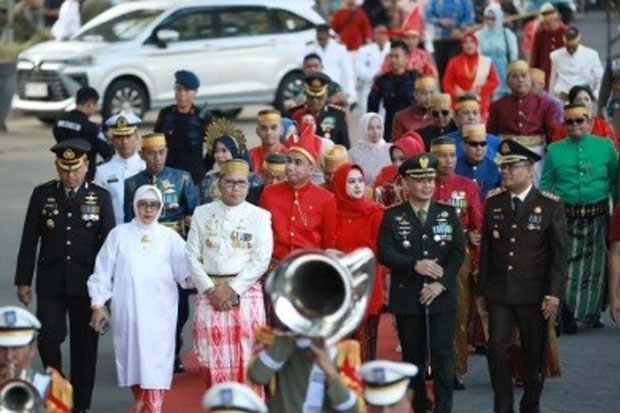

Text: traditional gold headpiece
xmin=204 ymin=118 xmax=247 ymax=153
xmin=142 ymin=133 xmax=167 ymax=149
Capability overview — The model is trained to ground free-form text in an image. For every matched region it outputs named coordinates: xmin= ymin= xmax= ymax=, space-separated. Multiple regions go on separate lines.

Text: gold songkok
xmin=430 ymin=137 xmax=457 ymax=153
xmin=415 ymin=75 xmax=437 ymax=90
xmin=455 ymin=96 xmax=480 ymax=112
xmin=431 ymin=93 xmax=452 ymax=110
xmin=323 ymin=145 xmax=348 ymax=172
xmin=220 ymin=159 xmax=250 ymax=176
xmin=508 ymin=60 xmax=529 ymax=75
xmin=142 ymin=133 xmax=167 ymax=149
xmin=564 ymin=104 xmax=589 ymax=120
xmin=258 ymin=109 xmax=282 ymax=124
xmin=463 ymin=124 xmax=486 ymax=139
xmin=529 ymin=68 xmax=545 ymax=85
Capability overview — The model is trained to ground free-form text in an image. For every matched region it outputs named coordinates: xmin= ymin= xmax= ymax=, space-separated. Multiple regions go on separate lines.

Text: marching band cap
xmin=50 ymin=138 xmax=91 ymax=171
xmin=539 ymin=3 xmax=557 ymax=15
xmin=202 ymin=382 xmax=267 ymax=413
xmin=304 ymin=72 xmax=331 ymax=98
xmin=497 ymin=140 xmax=542 ymax=165
xmin=399 ymin=152 xmax=438 ymax=179
xmin=105 ymin=112 xmax=141 ymax=136
xmin=175 ymin=70 xmax=200 ymax=90
xmin=0 ymin=306 xmax=41 ymax=347
xmin=263 ymin=152 xmax=288 ymax=175
xmin=359 ymin=360 xmax=418 ymax=406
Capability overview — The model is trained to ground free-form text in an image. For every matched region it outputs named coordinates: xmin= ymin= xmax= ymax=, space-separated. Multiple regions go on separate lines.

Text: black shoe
xmin=454 ymin=377 xmax=466 ymax=390
xmin=561 ymin=305 xmax=578 ymax=334
xmin=474 ymin=345 xmax=487 ymax=355
xmin=174 ymin=357 xmax=185 ymax=373
xmin=589 ymin=318 xmax=604 ymax=328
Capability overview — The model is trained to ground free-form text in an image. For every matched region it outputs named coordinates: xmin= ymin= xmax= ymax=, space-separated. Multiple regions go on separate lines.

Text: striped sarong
xmin=565 ymin=215 xmax=608 ymax=324
xmin=192 ymin=283 xmax=266 ymax=385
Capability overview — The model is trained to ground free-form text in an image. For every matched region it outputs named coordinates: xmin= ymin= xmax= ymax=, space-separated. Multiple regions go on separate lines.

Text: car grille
xmin=17 ymin=70 xmax=70 ymax=101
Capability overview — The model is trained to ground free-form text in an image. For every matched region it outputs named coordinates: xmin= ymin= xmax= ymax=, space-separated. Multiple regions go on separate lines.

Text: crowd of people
xmin=3 ymin=1 xmax=620 ymax=413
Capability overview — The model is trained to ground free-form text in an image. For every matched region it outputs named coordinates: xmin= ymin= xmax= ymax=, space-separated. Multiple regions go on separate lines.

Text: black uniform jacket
xmin=378 ymin=201 xmax=465 ymax=315
xmin=478 ymin=187 xmax=567 ymax=306
xmin=15 ymin=180 xmax=115 ymax=297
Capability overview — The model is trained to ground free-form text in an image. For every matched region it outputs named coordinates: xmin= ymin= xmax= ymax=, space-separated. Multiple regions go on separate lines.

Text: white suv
xmin=12 ymin=0 xmax=323 ymax=121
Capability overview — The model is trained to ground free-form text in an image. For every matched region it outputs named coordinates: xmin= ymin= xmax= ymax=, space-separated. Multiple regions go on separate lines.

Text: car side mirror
xmin=156 ymin=29 xmax=180 ymax=47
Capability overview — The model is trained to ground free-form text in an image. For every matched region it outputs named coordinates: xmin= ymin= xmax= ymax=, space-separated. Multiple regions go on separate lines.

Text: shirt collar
xmin=511 ymin=184 xmax=532 ymax=202
xmin=409 ymin=200 xmax=430 ymax=215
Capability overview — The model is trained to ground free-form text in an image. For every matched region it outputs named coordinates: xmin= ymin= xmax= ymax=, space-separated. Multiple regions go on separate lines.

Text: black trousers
xmin=487 ymin=301 xmax=547 ymax=413
xmin=37 ymin=295 xmax=98 ymax=410
xmin=175 ymin=287 xmax=194 ymax=357
xmin=433 ymin=39 xmax=462 ymax=82
xmin=395 ymin=312 xmax=456 ymax=413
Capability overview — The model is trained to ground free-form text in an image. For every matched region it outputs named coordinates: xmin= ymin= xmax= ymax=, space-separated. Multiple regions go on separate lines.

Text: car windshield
xmin=75 ymin=9 xmax=163 ymax=43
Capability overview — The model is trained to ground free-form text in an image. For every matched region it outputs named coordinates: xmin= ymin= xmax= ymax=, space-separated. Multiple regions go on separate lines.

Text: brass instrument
xmin=0 ymin=378 xmax=44 ymax=413
xmin=266 ymin=248 xmax=375 ymax=345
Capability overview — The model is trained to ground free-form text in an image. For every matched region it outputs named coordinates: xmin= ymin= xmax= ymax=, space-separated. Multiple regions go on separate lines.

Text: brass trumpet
xmin=266 ymin=248 xmax=375 ymax=345
xmin=0 ymin=378 xmax=44 ymax=413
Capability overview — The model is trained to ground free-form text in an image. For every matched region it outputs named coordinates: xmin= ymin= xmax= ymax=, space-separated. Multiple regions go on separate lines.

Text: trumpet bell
xmin=0 ymin=379 xmax=44 ymax=413
xmin=266 ymin=247 xmax=375 ymax=344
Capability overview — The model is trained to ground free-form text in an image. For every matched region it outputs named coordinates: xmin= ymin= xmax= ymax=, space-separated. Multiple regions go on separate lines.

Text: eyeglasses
xmin=137 ymin=201 xmax=161 ymax=210
xmin=431 ymin=109 xmax=451 ymax=117
xmin=466 ymin=141 xmax=488 ymax=147
xmin=566 ymin=117 xmax=586 ymax=126
xmin=499 ymin=162 xmax=529 ymax=171
xmin=221 ymin=179 xmax=249 ymax=188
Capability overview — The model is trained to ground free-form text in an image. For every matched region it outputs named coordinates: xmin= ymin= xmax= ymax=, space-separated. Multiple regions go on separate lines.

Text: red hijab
xmin=390 ymin=132 xmax=424 ymax=160
xmin=333 ymin=163 xmax=383 ymax=219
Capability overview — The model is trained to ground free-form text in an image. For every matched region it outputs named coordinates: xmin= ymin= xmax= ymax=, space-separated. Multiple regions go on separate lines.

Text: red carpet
xmin=164 ymin=314 xmax=404 ymax=412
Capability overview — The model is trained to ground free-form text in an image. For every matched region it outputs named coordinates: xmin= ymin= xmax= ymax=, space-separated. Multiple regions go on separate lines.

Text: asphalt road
xmin=0 ymin=10 xmax=619 ymax=413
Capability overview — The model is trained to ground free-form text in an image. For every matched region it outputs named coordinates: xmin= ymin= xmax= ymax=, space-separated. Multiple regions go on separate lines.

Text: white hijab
xmin=132 ymin=185 xmax=163 ymax=233
xmin=358 ymin=112 xmax=386 ymax=149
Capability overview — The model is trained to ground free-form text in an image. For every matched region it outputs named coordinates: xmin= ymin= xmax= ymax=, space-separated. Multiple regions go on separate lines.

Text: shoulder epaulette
xmin=541 ymin=191 xmax=561 ymax=202
xmin=486 ymin=187 xmax=506 ymax=199
xmin=43 ymin=179 xmax=58 ymax=187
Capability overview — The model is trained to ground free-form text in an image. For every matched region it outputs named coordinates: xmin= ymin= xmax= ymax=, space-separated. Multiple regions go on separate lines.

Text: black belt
xmin=565 ymin=201 xmax=608 ymax=219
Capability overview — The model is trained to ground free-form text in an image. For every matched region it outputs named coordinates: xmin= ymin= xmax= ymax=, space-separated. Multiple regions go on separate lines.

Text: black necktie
xmin=512 ymin=197 xmax=521 ymax=216
xmin=417 ymin=209 xmax=427 ymax=226
xmin=67 ymin=190 xmax=76 ymax=201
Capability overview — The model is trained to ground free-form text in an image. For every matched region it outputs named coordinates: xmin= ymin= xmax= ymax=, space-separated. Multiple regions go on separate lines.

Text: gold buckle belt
xmin=500 ymin=134 xmax=544 ymax=148
xmin=162 ymin=220 xmax=186 ymax=236
xmin=565 ymin=201 xmax=608 ymax=219
xmin=208 ymin=274 xmax=237 ymax=286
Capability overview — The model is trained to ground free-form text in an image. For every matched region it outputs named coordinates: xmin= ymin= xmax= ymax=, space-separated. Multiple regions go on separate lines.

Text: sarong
xmin=192 ymin=283 xmax=266 ymax=385
xmin=130 ymin=386 xmax=165 ymax=413
xmin=565 ymin=215 xmax=608 ymax=324
xmin=454 ymin=246 xmax=474 ymax=376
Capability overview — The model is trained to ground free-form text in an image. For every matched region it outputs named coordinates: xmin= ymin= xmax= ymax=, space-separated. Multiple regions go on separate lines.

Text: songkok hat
xmin=258 ymin=109 xmax=282 ymax=124
xmin=50 ymin=138 xmax=90 ymax=171
xmin=399 ymin=152 xmax=438 ymax=179
xmin=360 ymin=360 xmax=418 ymax=406
xmin=431 ymin=93 xmax=452 ymax=110
xmin=175 ymin=70 xmax=200 ymax=90
xmin=430 ymin=136 xmax=457 ymax=153
xmin=463 ymin=124 xmax=487 ymax=139
xmin=202 ymin=382 xmax=267 ymax=413
xmin=0 ymin=306 xmax=41 ymax=347
xmin=304 ymin=72 xmax=330 ymax=97
xmin=564 ymin=104 xmax=589 ymax=119
xmin=263 ymin=152 xmax=288 ymax=175
xmin=142 ymin=133 xmax=167 ymax=150
xmin=497 ymin=140 xmax=542 ymax=165
xmin=106 ymin=112 xmax=141 ymax=137
xmin=220 ymin=159 xmax=250 ymax=177
xmin=286 ymin=122 xmax=321 ymax=165
xmin=507 ymin=60 xmax=529 ymax=75
xmin=564 ymin=26 xmax=581 ymax=46
xmin=539 ymin=3 xmax=557 ymax=16
xmin=454 ymin=94 xmax=480 ymax=112
xmin=415 ymin=75 xmax=438 ymax=90
xmin=323 ymin=145 xmax=348 ymax=172
xmin=529 ymin=68 xmax=546 ymax=85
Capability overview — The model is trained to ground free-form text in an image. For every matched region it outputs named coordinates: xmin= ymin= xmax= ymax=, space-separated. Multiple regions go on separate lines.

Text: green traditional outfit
xmin=540 ymin=134 xmax=619 ymax=324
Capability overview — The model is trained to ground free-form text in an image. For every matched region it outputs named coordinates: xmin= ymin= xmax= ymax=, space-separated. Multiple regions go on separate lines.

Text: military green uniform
xmin=540 ymin=134 xmax=618 ymax=324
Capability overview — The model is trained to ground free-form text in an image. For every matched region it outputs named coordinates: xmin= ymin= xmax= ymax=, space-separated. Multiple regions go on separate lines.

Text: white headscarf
xmin=132 ymin=185 xmax=163 ymax=232
xmin=358 ymin=112 xmax=385 ymax=149
xmin=483 ymin=3 xmax=504 ymax=33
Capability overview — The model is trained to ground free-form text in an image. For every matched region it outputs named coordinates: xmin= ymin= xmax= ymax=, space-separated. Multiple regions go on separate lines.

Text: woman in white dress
xmin=348 ymin=112 xmax=392 ymax=185
xmin=88 ymin=184 xmax=192 ymax=413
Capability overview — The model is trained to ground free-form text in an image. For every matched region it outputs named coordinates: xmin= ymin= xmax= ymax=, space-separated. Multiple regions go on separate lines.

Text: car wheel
xmin=102 ymin=79 xmax=148 ymax=120
xmin=211 ymin=108 xmax=242 ymax=119
xmin=274 ymin=70 xmax=305 ymax=114
xmin=37 ymin=117 xmax=57 ymax=126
